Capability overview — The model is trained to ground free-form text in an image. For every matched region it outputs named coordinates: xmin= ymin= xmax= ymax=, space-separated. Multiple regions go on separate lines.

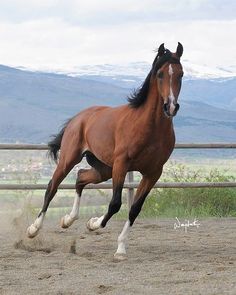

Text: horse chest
xmin=128 ymin=135 xmax=175 ymax=172
xmin=128 ymin=129 xmax=174 ymax=156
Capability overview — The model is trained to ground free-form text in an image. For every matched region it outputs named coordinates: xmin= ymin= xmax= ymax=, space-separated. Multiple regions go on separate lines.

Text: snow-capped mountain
xmin=25 ymin=61 xmax=236 ymax=80
xmin=65 ymin=62 xmax=150 ymax=79
xmin=182 ymin=61 xmax=236 ymax=80
xmin=17 ymin=59 xmax=236 ymax=86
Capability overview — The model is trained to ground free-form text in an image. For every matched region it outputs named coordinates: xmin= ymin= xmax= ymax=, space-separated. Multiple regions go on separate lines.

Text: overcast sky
xmin=0 ymin=0 xmax=235 ymax=71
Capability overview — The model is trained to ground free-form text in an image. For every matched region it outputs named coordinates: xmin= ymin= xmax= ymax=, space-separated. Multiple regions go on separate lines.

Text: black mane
xmin=127 ymin=71 xmax=152 ymax=108
xmin=127 ymin=49 xmax=179 ymax=108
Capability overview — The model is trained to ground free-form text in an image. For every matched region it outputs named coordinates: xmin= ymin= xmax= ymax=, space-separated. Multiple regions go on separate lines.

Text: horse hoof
xmin=60 ymin=214 xmax=72 ymax=229
xmin=86 ymin=217 xmax=99 ymax=231
xmin=26 ymin=224 xmax=39 ymax=238
xmin=113 ymin=252 xmax=127 ymax=261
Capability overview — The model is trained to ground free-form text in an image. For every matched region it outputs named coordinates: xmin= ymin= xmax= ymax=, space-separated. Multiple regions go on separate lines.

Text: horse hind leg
xmin=60 ymin=170 xmax=83 ymax=228
xmin=27 ymin=148 xmax=82 ymax=238
xmin=61 ymin=153 xmax=112 ymax=229
xmin=60 ymin=168 xmax=102 ymax=228
xmin=27 ymin=164 xmax=66 ymax=238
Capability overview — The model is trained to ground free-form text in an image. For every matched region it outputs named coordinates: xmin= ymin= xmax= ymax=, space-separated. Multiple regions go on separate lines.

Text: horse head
xmin=154 ymin=42 xmax=184 ymax=118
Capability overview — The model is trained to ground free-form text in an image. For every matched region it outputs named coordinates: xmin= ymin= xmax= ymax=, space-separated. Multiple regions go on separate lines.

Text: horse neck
xmin=143 ymin=77 xmax=173 ymax=130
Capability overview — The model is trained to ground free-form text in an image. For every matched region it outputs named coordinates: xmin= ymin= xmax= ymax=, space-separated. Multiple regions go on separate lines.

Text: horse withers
xmin=27 ymin=42 xmax=184 ymax=260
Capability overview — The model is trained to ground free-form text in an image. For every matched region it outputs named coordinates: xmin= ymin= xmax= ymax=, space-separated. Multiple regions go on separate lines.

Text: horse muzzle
xmin=163 ymin=102 xmax=180 ymax=118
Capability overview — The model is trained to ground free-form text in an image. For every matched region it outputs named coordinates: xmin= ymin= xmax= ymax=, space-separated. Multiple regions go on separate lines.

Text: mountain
xmin=175 ymin=100 xmax=236 ymax=142
xmin=0 ymin=64 xmax=236 ymax=143
xmin=0 ymin=65 xmax=127 ymax=142
xmin=181 ymin=78 xmax=236 ymax=111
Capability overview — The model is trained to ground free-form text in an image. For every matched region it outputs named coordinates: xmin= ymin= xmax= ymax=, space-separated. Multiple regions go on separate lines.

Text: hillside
xmin=0 ymin=65 xmax=127 ymax=142
xmin=0 ymin=64 xmax=235 ymax=143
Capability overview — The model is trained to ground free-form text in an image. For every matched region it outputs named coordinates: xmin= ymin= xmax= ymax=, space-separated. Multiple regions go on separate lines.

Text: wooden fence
xmin=0 ymin=144 xmax=236 ymax=196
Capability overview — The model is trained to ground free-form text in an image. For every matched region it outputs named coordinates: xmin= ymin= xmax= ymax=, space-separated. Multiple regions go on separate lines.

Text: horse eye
xmin=178 ymin=73 xmax=183 ymax=80
xmin=157 ymin=72 xmax=164 ymax=79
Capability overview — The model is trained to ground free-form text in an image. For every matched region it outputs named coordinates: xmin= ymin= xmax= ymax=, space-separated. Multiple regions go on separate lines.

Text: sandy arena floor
xmin=0 ymin=216 xmax=235 ymax=295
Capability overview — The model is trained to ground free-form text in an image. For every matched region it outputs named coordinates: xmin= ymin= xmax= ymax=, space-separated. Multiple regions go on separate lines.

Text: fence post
xmin=127 ymin=171 xmax=134 ymax=210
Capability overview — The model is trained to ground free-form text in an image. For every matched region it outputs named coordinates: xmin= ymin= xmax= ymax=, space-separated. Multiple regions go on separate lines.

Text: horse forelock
xmin=152 ymin=50 xmax=180 ymax=74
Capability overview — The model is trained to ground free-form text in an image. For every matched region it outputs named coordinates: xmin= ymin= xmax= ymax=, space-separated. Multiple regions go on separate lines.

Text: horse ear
xmin=176 ymin=42 xmax=183 ymax=58
xmin=158 ymin=43 xmax=165 ymax=57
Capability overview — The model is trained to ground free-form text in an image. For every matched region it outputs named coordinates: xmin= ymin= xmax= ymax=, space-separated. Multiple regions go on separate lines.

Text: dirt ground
xmin=0 ymin=215 xmax=235 ymax=295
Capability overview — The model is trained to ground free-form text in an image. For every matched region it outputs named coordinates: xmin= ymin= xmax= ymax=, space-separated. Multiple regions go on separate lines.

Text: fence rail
xmin=1 ymin=143 xmax=236 ymax=150
xmin=0 ymin=143 xmax=236 ymax=192
xmin=1 ymin=182 xmax=236 ymax=191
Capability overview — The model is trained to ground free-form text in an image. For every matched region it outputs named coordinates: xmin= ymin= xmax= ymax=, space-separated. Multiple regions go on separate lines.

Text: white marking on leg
xmin=168 ymin=64 xmax=176 ymax=114
xmin=87 ymin=215 xmax=104 ymax=231
xmin=27 ymin=213 xmax=45 ymax=238
xmin=61 ymin=194 xmax=81 ymax=228
xmin=70 ymin=194 xmax=80 ymax=219
xmin=115 ymin=220 xmax=130 ymax=256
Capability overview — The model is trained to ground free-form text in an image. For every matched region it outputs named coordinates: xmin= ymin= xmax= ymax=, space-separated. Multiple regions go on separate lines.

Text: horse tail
xmin=48 ymin=119 xmax=71 ymax=163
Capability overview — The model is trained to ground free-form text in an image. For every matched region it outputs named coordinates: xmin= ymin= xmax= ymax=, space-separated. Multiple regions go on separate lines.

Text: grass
xmin=141 ymin=163 xmax=236 ymax=218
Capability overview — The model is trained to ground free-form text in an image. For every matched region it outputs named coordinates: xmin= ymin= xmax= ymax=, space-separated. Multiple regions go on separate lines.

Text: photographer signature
xmin=174 ymin=217 xmax=200 ymax=233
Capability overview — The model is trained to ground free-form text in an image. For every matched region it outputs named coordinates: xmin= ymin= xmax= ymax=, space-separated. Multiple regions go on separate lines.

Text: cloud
xmin=0 ymin=1 xmax=235 ymax=71
xmin=0 ymin=0 xmax=235 ymax=25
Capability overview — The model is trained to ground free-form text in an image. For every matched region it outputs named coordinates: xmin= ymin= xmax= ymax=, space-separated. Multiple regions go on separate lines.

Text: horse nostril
xmin=175 ymin=103 xmax=180 ymax=111
xmin=163 ymin=103 xmax=168 ymax=112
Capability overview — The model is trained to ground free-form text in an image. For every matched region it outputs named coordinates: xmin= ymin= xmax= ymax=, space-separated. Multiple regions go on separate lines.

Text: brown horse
xmin=27 ymin=42 xmax=184 ymax=260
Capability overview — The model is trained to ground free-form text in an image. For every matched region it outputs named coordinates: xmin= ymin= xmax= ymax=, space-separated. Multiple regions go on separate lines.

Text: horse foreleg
xmin=114 ymin=172 xmax=161 ymax=260
xmin=87 ymin=157 xmax=127 ymax=231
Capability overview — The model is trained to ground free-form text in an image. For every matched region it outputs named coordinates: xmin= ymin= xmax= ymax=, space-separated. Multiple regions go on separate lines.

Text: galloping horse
xmin=27 ymin=42 xmax=184 ymax=260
